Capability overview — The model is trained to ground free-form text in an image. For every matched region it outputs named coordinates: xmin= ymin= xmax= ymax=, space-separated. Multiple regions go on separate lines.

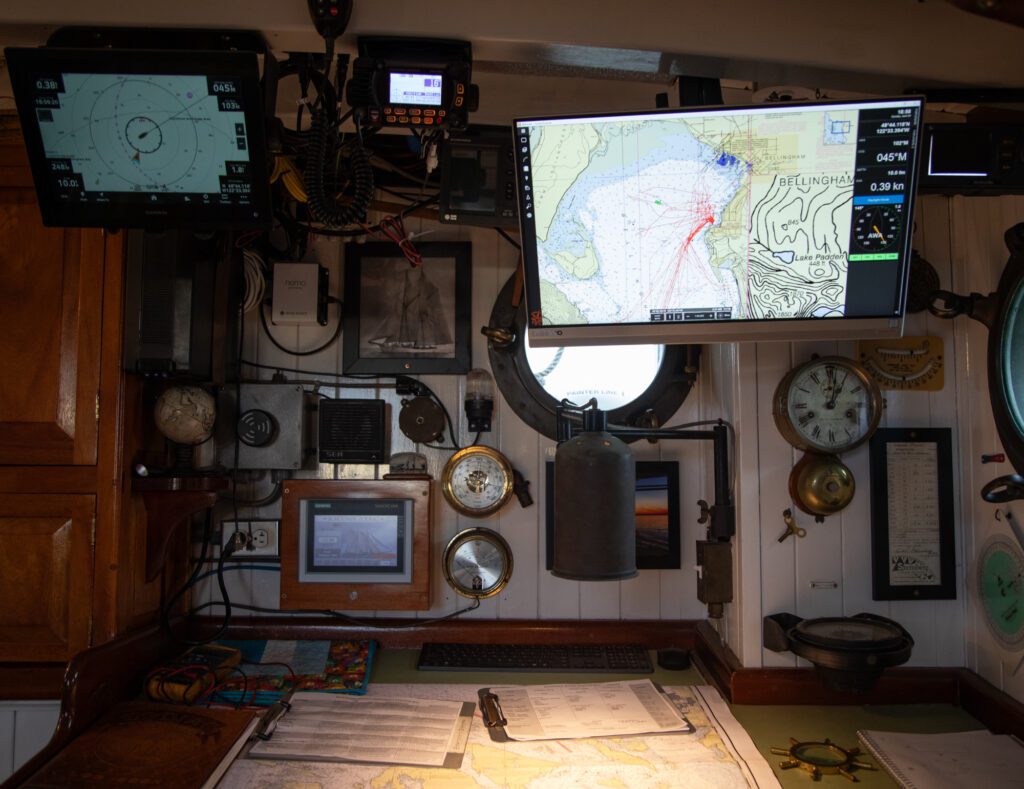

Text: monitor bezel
xmin=513 ymin=96 xmax=925 ymax=347
xmin=5 ymin=46 xmax=272 ymax=229
xmin=298 ymin=497 xmax=413 ymax=584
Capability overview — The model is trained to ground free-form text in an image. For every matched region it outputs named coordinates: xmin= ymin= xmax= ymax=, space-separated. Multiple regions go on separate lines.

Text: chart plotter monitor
xmin=513 ymin=97 xmax=924 ymax=346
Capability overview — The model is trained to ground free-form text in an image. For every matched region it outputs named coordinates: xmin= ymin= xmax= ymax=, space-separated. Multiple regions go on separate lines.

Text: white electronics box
xmin=271 ymin=262 xmax=321 ymax=325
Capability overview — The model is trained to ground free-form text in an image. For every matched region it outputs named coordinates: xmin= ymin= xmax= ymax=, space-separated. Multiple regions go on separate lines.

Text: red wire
xmin=377 ymin=215 xmax=422 ymax=267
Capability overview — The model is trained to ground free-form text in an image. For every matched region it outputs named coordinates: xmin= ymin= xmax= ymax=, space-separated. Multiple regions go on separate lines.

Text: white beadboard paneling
xmin=659 ymin=382 xmax=710 ymax=623
xmin=622 ymin=572 xmax=661 ymax=620
xmin=917 ymin=196 xmax=967 ymax=668
xmin=1 ymin=702 xmax=59 ymax=780
xmin=497 ymin=405 xmax=542 ymax=619
xmin=791 ymin=341 xmax=845 ymax=631
xmin=883 ymin=304 xmax=946 ymax=666
xmin=733 ymin=342 xmax=765 ymax=666
xmin=183 ymin=194 xmax=1024 ymax=690
xmin=578 ymin=580 xmax=621 ymax=619
xmin=838 ymin=433 xmax=884 ymax=619
xmin=0 ymin=707 xmax=13 ymax=781
xmin=755 ymin=341 xmax=799 ymax=667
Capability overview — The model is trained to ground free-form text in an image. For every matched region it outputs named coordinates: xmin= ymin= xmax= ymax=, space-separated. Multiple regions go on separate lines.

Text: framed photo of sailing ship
xmin=342 ymin=242 xmax=472 ymax=375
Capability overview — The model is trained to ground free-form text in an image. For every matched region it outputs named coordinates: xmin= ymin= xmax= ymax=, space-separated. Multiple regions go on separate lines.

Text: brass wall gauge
xmin=443 ymin=527 xmax=513 ymax=599
xmin=441 ymin=445 xmax=514 ymax=517
xmin=773 ymin=355 xmax=883 ymax=454
xmin=856 ymin=336 xmax=944 ymax=392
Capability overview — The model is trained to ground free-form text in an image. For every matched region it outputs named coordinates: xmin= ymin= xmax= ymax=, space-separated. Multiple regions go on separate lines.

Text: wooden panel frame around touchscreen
xmin=279 ymin=479 xmax=432 ymax=611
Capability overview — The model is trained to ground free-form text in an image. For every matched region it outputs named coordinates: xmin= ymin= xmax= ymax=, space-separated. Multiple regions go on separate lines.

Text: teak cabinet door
xmin=0 ymin=143 xmax=105 ymax=465
xmin=0 ymin=494 xmax=95 ymax=662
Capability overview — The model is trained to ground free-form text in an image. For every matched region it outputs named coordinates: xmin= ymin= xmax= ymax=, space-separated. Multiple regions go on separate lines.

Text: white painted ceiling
xmin=2 ymin=1 xmax=1023 ymax=122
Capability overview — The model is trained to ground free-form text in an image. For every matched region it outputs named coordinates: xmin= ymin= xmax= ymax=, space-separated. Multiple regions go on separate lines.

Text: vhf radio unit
xmin=346 ymin=36 xmax=478 ymax=130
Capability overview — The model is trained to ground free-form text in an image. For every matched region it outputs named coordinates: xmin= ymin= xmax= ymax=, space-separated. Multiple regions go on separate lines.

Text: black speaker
xmin=318 ymin=399 xmax=388 ymax=463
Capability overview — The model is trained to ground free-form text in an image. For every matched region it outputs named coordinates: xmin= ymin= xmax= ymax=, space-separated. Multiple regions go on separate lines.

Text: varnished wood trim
xmin=190 ymin=617 xmax=701 ymax=650
xmin=0 ymin=466 xmax=97 ymax=493
xmin=956 ymin=667 xmax=1024 ymax=739
xmin=279 ymin=479 xmax=433 ymax=612
xmin=691 ymin=620 xmax=742 ymax=699
xmin=0 ymin=664 xmax=66 ymax=699
xmin=92 ymin=230 xmax=129 ymax=643
xmin=729 ymin=667 xmax=959 ymax=705
xmin=3 ymin=625 xmax=172 ymax=788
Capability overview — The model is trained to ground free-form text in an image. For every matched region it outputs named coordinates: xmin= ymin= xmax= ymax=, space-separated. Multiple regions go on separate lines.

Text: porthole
xmin=486 ymin=274 xmax=700 ymax=440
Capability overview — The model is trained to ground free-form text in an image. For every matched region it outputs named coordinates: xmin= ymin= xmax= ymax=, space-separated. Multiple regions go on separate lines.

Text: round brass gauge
xmin=788 ymin=452 xmax=855 ymax=520
xmin=773 ymin=355 xmax=883 ymax=454
xmin=441 ymin=445 xmax=514 ymax=517
xmin=770 ymin=737 xmax=876 ymax=781
xmin=443 ymin=527 xmax=513 ymax=599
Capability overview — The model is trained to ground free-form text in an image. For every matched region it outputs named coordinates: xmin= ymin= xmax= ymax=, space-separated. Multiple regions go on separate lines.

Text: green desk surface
xmin=371 ymin=647 xmax=985 ymax=787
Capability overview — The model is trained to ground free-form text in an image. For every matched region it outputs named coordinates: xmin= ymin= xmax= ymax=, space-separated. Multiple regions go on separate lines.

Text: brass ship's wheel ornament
xmin=770 ymin=737 xmax=876 ymax=782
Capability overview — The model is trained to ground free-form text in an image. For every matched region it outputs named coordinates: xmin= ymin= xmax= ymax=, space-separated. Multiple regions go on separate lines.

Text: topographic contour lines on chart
xmin=747 ymin=168 xmax=853 ymax=320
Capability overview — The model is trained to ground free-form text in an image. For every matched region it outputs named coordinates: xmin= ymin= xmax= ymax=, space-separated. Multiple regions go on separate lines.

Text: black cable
xmin=221 ymin=480 xmax=282 ymax=508
xmin=377 ymin=184 xmax=440 ymax=202
xmin=258 ymin=299 xmax=343 ymax=357
xmin=160 ymin=509 xmax=234 ymax=646
xmin=294 ymin=194 xmax=439 ymax=238
xmin=496 ymin=227 xmax=521 ymax=250
xmin=187 ymin=598 xmax=481 ymax=628
xmin=206 ymin=665 xmax=249 ymax=709
xmin=304 ymin=78 xmax=375 ymax=228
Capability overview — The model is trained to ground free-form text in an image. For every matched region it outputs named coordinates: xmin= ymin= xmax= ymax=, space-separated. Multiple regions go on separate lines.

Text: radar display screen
xmin=5 ymin=47 xmax=271 ymax=228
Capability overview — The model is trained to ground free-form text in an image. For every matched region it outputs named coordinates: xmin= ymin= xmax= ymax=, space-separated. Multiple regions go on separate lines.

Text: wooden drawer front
xmin=0 ymin=495 xmax=94 ymax=662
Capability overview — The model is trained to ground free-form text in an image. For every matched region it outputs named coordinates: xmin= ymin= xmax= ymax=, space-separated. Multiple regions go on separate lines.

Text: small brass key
xmin=778 ymin=508 xmax=807 ymax=542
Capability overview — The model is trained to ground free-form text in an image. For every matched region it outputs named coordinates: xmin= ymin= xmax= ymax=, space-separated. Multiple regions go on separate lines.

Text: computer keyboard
xmin=417 ymin=642 xmax=653 ymax=673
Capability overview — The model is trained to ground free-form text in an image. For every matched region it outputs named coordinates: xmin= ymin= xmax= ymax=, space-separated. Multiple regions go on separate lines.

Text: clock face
xmin=443 ymin=528 xmax=513 ymax=599
xmin=773 ymin=356 xmax=882 ymax=453
xmin=442 ymin=446 xmax=514 ymax=517
xmin=978 ymin=535 xmax=1024 ymax=650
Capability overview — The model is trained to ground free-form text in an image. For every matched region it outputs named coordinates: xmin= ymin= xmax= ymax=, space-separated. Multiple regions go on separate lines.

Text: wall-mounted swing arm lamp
xmin=553 ymin=400 xmax=735 ymax=617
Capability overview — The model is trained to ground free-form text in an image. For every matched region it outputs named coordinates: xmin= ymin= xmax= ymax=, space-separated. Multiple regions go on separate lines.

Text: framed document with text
xmin=869 ymin=428 xmax=956 ymax=600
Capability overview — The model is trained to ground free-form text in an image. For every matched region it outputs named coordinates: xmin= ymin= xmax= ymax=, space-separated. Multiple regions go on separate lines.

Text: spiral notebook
xmin=856 ymin=728 xmax=1024 ymax=789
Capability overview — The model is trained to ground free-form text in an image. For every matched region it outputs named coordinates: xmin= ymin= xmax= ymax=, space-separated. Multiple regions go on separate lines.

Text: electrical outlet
xmin=221 ymin=519 xmax=280 ymax=560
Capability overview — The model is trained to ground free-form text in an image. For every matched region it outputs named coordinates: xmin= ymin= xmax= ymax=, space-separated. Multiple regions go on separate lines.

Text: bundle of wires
xmin=242 ymin=248 xmax=267 ymax=313
xmin=270 ymin=156 xmax=308 ymax=203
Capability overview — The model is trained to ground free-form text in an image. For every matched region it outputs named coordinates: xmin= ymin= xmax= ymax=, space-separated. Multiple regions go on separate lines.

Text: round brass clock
xmin=443 ymin=527 xmax=513 ymax=599
xmin=441 ymin=445 xmax=514 ymax=517
xmin=773 ymin=355 xmax=883 ymax=454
